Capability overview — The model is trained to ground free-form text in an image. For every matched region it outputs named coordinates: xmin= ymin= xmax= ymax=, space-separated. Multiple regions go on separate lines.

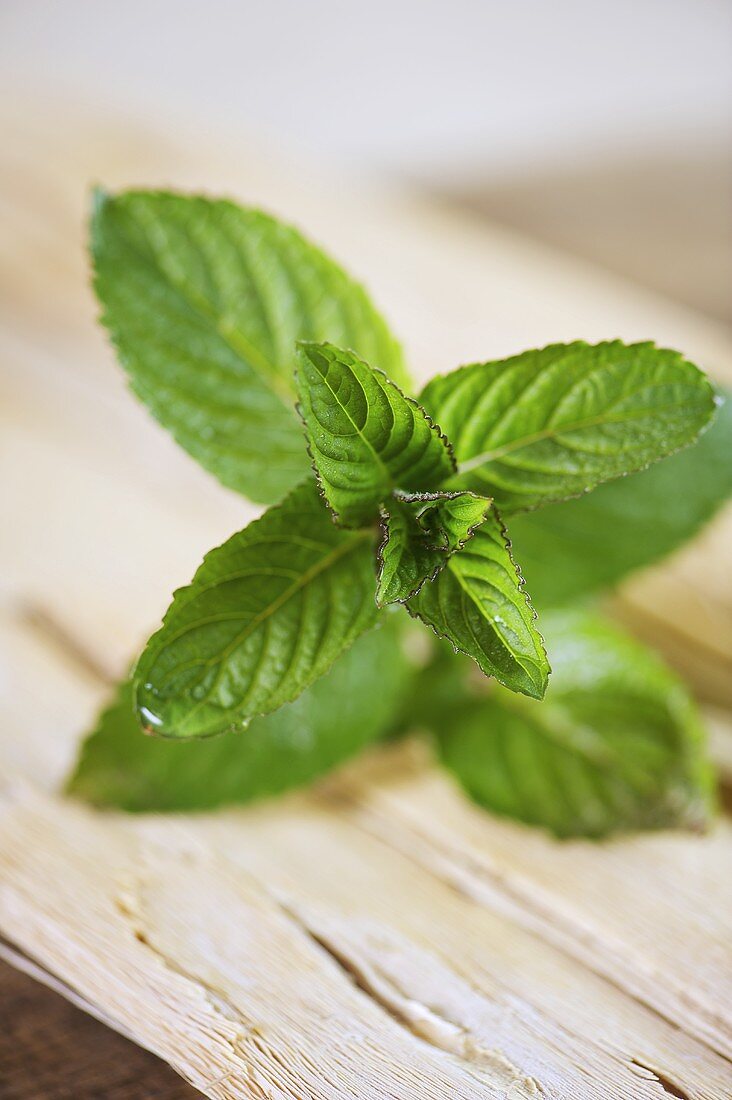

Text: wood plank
xmin=1 ymin=764 xmax=730 ymax=1100
xmin=1 ymin=98 xmax=731 ymax=1098
xmin=333 ymin=742 xmax=732 ymax=1058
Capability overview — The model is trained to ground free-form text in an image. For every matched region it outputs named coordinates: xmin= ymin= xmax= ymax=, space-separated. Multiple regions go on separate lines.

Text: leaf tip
xmin=509 ymin=658 xmax=550 ymax=702
xmin=295 ymin=338 xmax=329 ymax=365
xmin=527 ymin=671 xmax=550 ymax=701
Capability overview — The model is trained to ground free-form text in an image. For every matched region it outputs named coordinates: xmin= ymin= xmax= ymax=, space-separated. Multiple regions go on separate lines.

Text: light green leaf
xmin=407 ymin=510 xmax=549 ymax=699
xmin=376 ymin=491 xmax=491 ymax=605
xmin=431 ymin=610 xmax=715 ymax=837
xmin=67 ymin=623 xmax=414 ymax=812
xmin=295 ymin=342 xmax=455 ymax=526
xmin=134 ymin=480 xmax=378 ymax=739
xmin=92 ymin=190 xmax=408 ymax=504
xmin=420 ymin=341 xmax=716 ymax=514
xmin=508 ymin=390 xmax=732 ymax=606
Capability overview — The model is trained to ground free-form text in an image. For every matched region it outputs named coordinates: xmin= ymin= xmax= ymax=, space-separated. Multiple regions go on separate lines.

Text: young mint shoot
xmin=67 ymin=188 xmax=729 ymax=838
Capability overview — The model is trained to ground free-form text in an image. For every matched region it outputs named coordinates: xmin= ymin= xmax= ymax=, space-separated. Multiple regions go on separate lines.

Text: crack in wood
xmin=111 ymin=885 xmax=273 ymax=1097
xmin=629 ymin=1058 xmax=690 ymax=1100
xmin=275 ymin=897 xmax=547 ymax=1098
xmin=337 ymin=793 xmax=732 ymax=1068
xmin=113 ymin=888 xmax=246 ymax=1029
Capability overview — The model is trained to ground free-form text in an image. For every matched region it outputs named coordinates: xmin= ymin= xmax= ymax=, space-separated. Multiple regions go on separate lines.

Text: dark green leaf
xmin=508 ymin=391 xmax=732 ymax=606
xmin=432 ymin=610 xmax=715 ymax=837
xmin=376 ymin=491 xmax=491 ymax=605
xmin=134 ymin=480 xmax=378 ymax=739
xmin=420 ymin=341 xmax=716 ymax=514
xmin=407 ymin=511 xmax=549 ymax=699
xmin=92 ymin=190 xmax=408 ymax=504
xmin=295 ymin=341 xmax=455 ymax=526
xmin=68 ymin=622 xmax=414 ymax=812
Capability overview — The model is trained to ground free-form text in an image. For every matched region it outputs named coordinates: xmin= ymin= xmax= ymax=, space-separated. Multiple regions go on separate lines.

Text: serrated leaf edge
xmin=397 ymin=489 xmax=493 ymax=551
xmin=375 ymin=490 xmax=493 ymax=606
xmin=404 ymin=504 xmax=550 ymax=699
xmin=90 ymin=189 xmax=410 ymax=503
xmin=295 ymin=341 xmax=457 ymax=529
xmin=132 ymin=478 xmax=379 ymax=739
xmin=421 ymin=340 xmax=717 ymax=515
xmin=375 ymin=504 xmax=447 ymax=606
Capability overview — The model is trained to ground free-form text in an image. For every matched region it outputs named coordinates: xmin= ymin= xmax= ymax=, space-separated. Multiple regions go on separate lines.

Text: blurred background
xmin=2 ymin=0 xmax=731 ymax=323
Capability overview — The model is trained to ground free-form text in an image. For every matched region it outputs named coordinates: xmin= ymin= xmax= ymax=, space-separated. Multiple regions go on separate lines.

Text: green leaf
xmin=416 ymin=491 xmax=494 ymax=552
xmin=134 ymin=480 xmax=378 ymax=739
xmin=67 ymin=622 xmax=414 ymax=812
xmin=407 ymin=510 xmax=550 ymax=699
xmin=431 ymin=610 xmax=715 ymax=838
xmin=376 ymin=491 xmax=491 ymax=605
xmin=377 ymin=498 xmax=445 ymax=606
xmin=91 ymin=190 xmax=408 ymax=504
xmin=295 ymin=341 xmax=455 ymax=526
xmin=419 ymin=341 xmax=716 ymax=514
xmin=507 ymin=390 xmax=732 ymax=606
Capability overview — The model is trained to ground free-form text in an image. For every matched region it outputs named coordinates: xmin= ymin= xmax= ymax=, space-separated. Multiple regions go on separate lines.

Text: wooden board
xmin=1 ymin=100 xmax=731 ymax=1099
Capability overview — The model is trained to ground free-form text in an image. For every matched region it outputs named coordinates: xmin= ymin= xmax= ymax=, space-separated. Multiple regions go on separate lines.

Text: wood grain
xmin=1 ymin=99 xmax=731 ymax=1098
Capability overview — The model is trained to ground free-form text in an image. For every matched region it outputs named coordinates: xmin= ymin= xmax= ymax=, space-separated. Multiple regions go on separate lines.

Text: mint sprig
xmin=70 ymin=188 xmax=726 ymax=838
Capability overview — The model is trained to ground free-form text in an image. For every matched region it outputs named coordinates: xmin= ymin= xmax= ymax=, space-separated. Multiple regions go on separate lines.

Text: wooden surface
xmin=1 ymin=101 xmax=732 ymax=1099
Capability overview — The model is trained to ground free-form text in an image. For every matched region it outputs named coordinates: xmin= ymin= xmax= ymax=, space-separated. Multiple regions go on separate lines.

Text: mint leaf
xmin=407 ymin=511 xmax=549 ymax=699
xmin=134 ymin=480 xmax=378 ymax=738
xmin=416 ymin=491 xmax=493 ymax=552
xmin=431 ymin=610 xmax=714 ymax=837
xmin=420 ymin=341 xmax=716 ymax=514
xmin=377 ymin=498 xmax=445 ymax=606
xmin=376 ymin=491 xmax=491 ymax=605
xmin=68 ymin=623 xmax=413 ymax=812
xmin=508 ymin=390 xmax=732 ymax=606
xmin=92 ymin=190 xmax=408 ymax=504
xmin=295 ymin=341 xmax=455 ymax=526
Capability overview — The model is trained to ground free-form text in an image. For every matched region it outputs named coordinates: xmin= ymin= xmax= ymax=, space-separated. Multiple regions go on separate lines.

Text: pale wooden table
xmin=1 ymin=103 xmax=731 ymax=1099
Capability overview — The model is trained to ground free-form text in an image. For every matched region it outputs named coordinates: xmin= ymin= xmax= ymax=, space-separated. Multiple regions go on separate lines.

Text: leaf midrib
xmin=447 ymin=557 xmax=543 ymax=689
xmin=146 ymin=529 xmax=372 ymax=732
xmin=498 ymin=690 xmax=619 ymax=770
xmin=455 ymin=401 xmax=705 ymax=476
xmin=312 ymin=360 xmax=395 ymax=494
